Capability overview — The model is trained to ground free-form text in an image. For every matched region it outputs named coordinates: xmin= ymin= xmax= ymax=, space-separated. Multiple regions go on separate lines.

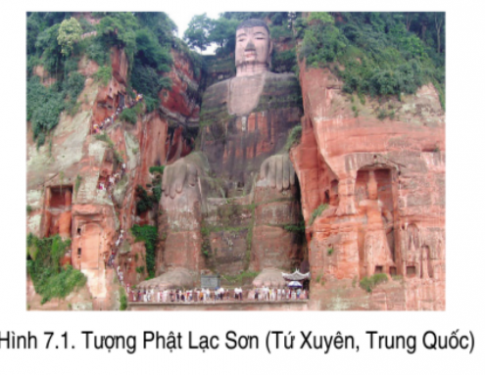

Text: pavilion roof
xmin=281 ymin=269 xmax=310 ymax=281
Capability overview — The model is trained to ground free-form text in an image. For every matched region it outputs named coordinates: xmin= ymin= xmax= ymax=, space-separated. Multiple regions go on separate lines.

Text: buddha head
xmin=235 ymin=19 xmax=273 ymax=76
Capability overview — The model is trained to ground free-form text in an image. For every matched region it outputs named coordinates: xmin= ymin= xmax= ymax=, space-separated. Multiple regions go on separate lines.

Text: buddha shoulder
xmin=201 ymin=79 xmax=230 ymax=107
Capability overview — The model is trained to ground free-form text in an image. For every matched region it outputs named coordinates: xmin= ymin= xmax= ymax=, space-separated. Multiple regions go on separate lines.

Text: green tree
xmin=36 ymin=12 xmax=72 ymax=27
xmin=131 ymin=225 xmax=158 ymax=278
xmin=35 ymin=23 xmax=63 ymax=74
xmin=27 ymin=76 xmax=49 ymax=121
xmin=130 ymin=63 xmax=171 ymax=99
xmin=308 ymin=12 xmax=335 ymax=25
xmin=135 ymin=12 xmax=177 ymax=47
xmin=209 ymin=17 xmax=239 ymax=53
xmin=57 ymin=17 xmax=83 ymax=56
xmin=31 ymin=94 xmax=64 ymax=141
xmin=96 ymin=13 xmax=138 ymax=64
xmin=130 ymin=26 xmax=173 ymax=113
xmin=27 ymin=14 xmax=41 ymax=56
xmin=184 ymin=13 xmax=214 ymax=51
xmin=221 ymin=12 xmax=268 ymax=21
xmin=434 ymin=13 xmax=444 ymax=53
xmin=134 ymin=28 xmax=172 ymax=72
xmin=63 ymin=71 xmax=85 ymax=102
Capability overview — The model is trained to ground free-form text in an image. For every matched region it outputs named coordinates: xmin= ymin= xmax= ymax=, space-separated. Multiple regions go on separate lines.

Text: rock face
xmin=111 ymin=47 xmax=128 ymax=85
xmin=160 ymin=49 xmax=200 ymax=164
xmin=27 ymin=30 xmax=445 ymax=311
xmin=26 ymin=45 xmax=202 ymax=310
xmin=291 ymin=65 xmax=445 ymax=310
xmin=160 ymin=50 xmax=200 ymax=121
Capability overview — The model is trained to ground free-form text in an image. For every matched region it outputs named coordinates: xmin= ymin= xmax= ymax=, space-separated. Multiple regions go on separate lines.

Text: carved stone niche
xmin=355 ymin=168 xmax=397 ymax=277
xmin=43 ymin=185 xmax=73 ymax=239
xmin=402 ymin=223 xmax=436 ymax=280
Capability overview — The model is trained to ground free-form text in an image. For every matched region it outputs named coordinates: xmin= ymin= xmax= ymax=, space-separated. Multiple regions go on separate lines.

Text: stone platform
xmin=128 ymin=300 xmax=308 ymax=311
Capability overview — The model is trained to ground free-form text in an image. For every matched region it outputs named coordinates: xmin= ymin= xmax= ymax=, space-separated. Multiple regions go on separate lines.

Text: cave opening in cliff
xmin=406 ymin=266 xmax=416 ymax=277
xmin=45 ymin=186 xmax=73 ymax=237
xmin=49 ymin=186 xmax=73 ymax=209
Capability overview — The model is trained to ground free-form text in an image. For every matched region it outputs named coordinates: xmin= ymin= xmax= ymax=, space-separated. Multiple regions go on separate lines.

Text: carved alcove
xmin=43 ymin=185 xmax=73 ymax=238
xmin=403 ymin=224 xmax=435 ymax=280
xmin=355 ymin=167 xmax=397 ymax=277
xmin=420 ymin=245 xmax=433 ymax=279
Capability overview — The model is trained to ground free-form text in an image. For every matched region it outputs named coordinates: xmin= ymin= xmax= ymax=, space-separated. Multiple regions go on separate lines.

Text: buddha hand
xmin=259 ymin=153 xmax=296 ymax=191
xmin=161 ymin=152 xmax=208 ymax=199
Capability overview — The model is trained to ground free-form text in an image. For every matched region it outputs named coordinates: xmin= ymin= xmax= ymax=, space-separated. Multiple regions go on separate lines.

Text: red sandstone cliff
xmin=27 ymin=45 xmax=201 ymax=310
xmin=291 ymin=63 xmax=445 ymax=310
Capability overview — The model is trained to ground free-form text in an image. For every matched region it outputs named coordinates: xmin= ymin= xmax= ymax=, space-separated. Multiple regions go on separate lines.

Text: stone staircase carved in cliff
xmin=75 ymin=174 xmax=100 ymax=204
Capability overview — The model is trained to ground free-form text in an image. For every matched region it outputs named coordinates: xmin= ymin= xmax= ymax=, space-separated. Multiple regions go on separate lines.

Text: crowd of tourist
xmin=97 ymin=163 xmax=126 ymax=200
xmin=110 ymin=243 xmax=309 ymax=304
xmin=107 ymin=231 xmax=125 ymax=268
xmin=92 ymin=92 xmax=143 ymax=134
xmin=125 ymin=286 xmax=309 ymax=303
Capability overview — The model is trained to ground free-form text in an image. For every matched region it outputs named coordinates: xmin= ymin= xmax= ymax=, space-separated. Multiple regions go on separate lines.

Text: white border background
xmin=1 ymin=0 xmax=484 ymax=373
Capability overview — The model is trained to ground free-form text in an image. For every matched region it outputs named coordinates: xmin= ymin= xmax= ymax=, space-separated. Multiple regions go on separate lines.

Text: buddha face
xmin=235 ymin=26 xmax=272 ymax=70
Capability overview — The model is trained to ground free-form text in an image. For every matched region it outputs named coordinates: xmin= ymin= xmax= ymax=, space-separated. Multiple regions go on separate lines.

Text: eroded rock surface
xmin=291 ymin=65 xmax=445 ymax=310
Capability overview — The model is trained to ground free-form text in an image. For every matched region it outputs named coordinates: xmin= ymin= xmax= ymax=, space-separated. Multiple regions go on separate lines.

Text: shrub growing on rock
xmin=27 ymin=234 xmax=86 ymax=304
xmin=131 ymin=225 xmax=158 ymax=279
xmin=359 ymin=273 xmax=389 ymax=293
xmin=120 ymin=107 xmax=138 ymax=124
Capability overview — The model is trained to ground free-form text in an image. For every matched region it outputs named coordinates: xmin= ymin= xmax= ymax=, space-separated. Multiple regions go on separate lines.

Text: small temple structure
xmin=282 ymin=270 xmax=311 ymax=281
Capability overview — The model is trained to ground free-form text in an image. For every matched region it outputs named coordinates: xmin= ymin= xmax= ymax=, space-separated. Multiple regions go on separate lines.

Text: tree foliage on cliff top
xmin=58 ymin=17 xmax=83 ymax=56
xmin=27 ymin=12 xmax=182 ymax=140
xmin=96 ymin=12 xmax=138 ymax=63
xmin=95 ymin=13 xmax=175 ymax=114
xmin=299 ymin=12 xmax=445 ymax=108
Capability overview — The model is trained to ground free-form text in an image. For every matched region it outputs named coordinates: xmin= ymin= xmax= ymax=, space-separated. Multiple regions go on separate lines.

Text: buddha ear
xmin=267 ymin=40 xmax=274 ymax=68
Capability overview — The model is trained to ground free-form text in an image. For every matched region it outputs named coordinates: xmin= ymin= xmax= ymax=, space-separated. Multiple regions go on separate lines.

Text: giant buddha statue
xmin=155 ymin=19 xmax=303 ymax=289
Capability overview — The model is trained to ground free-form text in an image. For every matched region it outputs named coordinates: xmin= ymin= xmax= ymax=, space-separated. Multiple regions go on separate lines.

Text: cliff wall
xmin=291 ymin=63 xmax=445 ymax=310
xmin=27 ymin=35 xmax=445 ymax=311
xmin=27 ymin=45 xmax=201 ymax=310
